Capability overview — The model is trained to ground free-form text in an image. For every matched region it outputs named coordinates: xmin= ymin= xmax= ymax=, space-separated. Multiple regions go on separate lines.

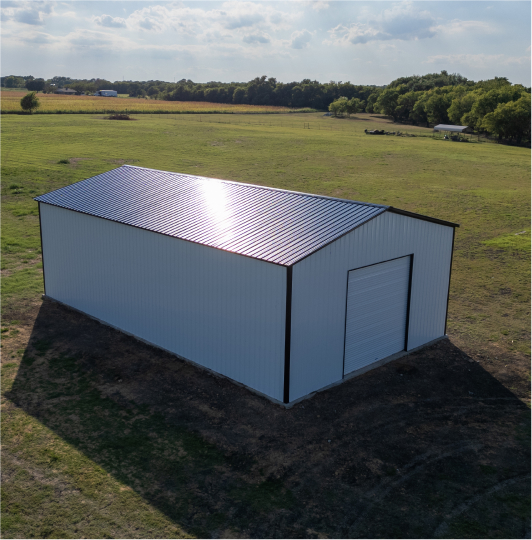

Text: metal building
xmin=36 ymin=165 xmax=458 ymax=405
xmin=95 ymin=90 xmax=118 ymax=97
xmin=433 ymin=124 xmax=473 ymax=133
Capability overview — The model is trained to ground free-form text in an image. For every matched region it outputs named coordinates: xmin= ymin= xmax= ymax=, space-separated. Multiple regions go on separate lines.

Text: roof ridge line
xmin=121 ymin=165 xmax=389 ymax=209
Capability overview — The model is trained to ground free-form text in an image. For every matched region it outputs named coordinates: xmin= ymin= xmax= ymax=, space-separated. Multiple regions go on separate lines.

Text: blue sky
xmin=1 ymin=1 xmax=530 ymax=85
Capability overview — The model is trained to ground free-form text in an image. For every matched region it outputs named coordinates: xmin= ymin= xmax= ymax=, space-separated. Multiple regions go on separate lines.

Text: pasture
xmin=1 ymin=112 xmax=530 ymax=538
xmin=1 ymin=91 xmax=306 ymax=114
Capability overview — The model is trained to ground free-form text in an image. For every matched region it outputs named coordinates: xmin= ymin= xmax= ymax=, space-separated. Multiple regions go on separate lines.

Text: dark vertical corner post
xmin=341 ymin=269 xmax=350 ymax=379
xmin=404 ymin=254 xmax=414 ymax=351
xmin=37 ymin=202 xmax=47 ymax=296
xmin=444 ymin=227 xmax=457 ymax=336
xmin=283 ymin=265 xmax=293 ymax=404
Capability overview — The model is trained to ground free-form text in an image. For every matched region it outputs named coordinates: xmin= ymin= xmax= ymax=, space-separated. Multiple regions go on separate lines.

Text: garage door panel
xmin=345 ymin=324 xmax=405 ymax=351
xmin=348 ymin=275 xmax=407 ymax=293
xmin=345 ymin=338 xmax=404 ymax=365
xmin=347 ymin=295 xmax=407 ymax=316
xmin=344 ymin=256 xmax=411 ymax=375
xmin=346 ymin=315 xmax=407 ymax=339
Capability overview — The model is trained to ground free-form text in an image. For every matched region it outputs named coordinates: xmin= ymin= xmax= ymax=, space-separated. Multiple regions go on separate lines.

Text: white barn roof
xmin=35 ymin=165 xmax=457 ymax=266
xmin=433 ymin=124 xmax=471 ymax=132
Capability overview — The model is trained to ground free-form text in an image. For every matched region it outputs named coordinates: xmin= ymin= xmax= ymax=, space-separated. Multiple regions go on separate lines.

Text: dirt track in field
xmin=3 ymin=299 xmax=531 ymax=538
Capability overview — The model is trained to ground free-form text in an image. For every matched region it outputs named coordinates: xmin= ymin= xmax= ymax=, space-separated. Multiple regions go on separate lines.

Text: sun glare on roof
xmin=201 ymin=180 xmax=235 ymax=242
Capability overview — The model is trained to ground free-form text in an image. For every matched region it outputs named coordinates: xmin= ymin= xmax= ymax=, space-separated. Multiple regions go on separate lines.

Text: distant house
xmin=55 ymin=88 xmax=77 ymax=95
xmin=94 ymin=90 xmax=118 ymax=97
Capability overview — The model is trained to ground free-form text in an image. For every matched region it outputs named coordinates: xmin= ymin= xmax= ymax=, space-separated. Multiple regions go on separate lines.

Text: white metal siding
xmin=289 ymin=212 xmax=453 ymax=402
xmin=344 ymin=256 xmax=410 ymax=375
xmin=40 ymin=203 xmax=287 ymax=402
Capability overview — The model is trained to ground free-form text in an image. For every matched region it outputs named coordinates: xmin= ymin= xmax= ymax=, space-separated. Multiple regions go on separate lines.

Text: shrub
xmin=20 ymin=92 xmax=40 ymax=114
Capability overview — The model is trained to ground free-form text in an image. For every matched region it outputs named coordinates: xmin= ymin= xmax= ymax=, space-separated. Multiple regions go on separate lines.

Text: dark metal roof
xmin=35 ymin=165 xmax=456 ymax=267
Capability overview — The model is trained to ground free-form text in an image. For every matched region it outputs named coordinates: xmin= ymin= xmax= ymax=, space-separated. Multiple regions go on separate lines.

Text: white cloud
xmin=2 ymin=26 xmax=59 ymax=48
xmin=222 ymin=12 xmax=265 ymax=30
xmin=93 ymin=15 xmax=127 ymax=29
xmin=24 ymin=31 xmax=55 ymax=44
xmin=1 ymin=1 xmax=53 ymax=26
xmin=289 ymin=29 xmax=312 ymax=49
xmin=243 ymin=33 xmax=271 ymax=44
xmin=121 ymin=2 xmax=297 ymax=38
xmin=2 ymin=1 xmax=304 ymax=60
xmin=434 ymin=19 xmax=495 ymax=35
xmin=424 ymin=53 xmax=531 ymax=67
xmin=326 ymin=3 xmax=436 ymax=45
xmin=15 ymin=8 xmax=44 ymax=25
xmin=310 ymin=1 xmax=329 ymax=11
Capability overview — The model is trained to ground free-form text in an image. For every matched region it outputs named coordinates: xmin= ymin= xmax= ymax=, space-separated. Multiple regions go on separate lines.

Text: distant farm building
xmin=95 ymin=90 xmax=118 ymax=97
xmin=433 ymin=124 xmax=473 ymax=133
xmin=35 ymin=166 xmax=458 ymax=406
xmin=54 ymin=88 xmax=77 ymax=95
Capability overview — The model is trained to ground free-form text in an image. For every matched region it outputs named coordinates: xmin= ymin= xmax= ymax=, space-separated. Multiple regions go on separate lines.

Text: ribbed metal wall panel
xmin=40 ymin=203 xmax=287 ymax=402
xmin=289 ymin=211 xmax=454 ymax=402
xmin=344 ymin=256 xmax=410 ymax=375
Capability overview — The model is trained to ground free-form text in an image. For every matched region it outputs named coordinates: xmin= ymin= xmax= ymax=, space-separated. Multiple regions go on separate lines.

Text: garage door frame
xmin=341 ymin=254 xmax=414 ymax=378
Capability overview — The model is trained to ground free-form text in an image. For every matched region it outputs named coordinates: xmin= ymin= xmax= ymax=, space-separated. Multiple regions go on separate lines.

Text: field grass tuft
xmin=482 ymin=230 xmax=530 ymax=252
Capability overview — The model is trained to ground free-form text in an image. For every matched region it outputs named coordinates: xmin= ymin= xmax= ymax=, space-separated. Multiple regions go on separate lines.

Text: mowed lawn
xmin=1 ymin=112 xmax=530 ymax=538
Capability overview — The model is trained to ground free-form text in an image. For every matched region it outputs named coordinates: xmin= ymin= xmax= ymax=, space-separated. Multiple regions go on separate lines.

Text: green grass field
xmin=2 ymin=112 xmax=530 ymax=352
xmin=1 ymin=112 xmax=530 ymax=538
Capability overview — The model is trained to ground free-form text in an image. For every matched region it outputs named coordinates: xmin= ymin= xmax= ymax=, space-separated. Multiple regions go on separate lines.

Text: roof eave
xmin=387 ymin=207 xmax=459 ymax=228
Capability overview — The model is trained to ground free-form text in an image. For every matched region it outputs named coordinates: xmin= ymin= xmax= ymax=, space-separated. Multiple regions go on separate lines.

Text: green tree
xmin=232 ymin=87 xmax=246 ymax=104
xmin=482 ymin=94 xmax=531 ymax=142
xmin=395 ymin=91 xmax=422 ymax=123
xmin=365 ymin=91 xmax=381 ymax=113
xmin=346 ymin=97 xmax=365 ymax=116
xmin=375 ymin=88 xmax=400 ymax=120
xmin=4 ymin=75 xmax=24 ymax=88
xmin=461 ymin=86 xmax=526 ymax=130
xmin=328 ymin=96 xmax=348 ymax=117
xmin=423 ymin=89 xmax=453 ymax=125
xmin=411 ymin=93 xmax=430 ymax=126
xmin=25 ymin=78 xmax=45 ymax=92
xmin=128 ymin=83 xmax=142 ymax=97
xmin=447 ymin=90 xmax=478 ymax=124
xmin=20 ymin=92 xmax=40 ymax=114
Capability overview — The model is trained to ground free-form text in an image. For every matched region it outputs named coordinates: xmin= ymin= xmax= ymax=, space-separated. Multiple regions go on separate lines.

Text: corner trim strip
xmin=283 ymin=266 xmax=293 ymax=404
xmin=38 ymin=202 xmax=47 ymax=296
xmin=444 ymin=228 xmax=456 ymax=335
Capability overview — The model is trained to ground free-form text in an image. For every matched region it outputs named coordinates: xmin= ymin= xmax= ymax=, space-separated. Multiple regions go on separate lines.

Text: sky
xmin=1 ymin=1 xmax=530 ymax=86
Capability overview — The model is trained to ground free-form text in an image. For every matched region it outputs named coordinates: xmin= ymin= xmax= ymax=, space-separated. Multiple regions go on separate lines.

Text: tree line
xmin=1 ymin=73 xmax=383 ymax=108
xmin=328 ymin=74 xmax=530 ymax=143
xmin=4 ymin=71 xmax=530 ymax=142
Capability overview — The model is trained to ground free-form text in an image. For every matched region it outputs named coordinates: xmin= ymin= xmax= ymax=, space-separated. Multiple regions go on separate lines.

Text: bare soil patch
xmin=2 ymin=299 xmax=530 ymax=538
xmin=107 ymin=114 xmax=136 ymax=121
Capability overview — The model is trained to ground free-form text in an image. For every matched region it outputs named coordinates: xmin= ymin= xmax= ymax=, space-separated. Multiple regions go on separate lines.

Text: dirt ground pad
xmin=2 ymin=299 xmax=530 ymax=538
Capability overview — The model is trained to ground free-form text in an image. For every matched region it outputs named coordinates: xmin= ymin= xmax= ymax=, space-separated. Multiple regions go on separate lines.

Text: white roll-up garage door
xmin=344 ymin=256 xmax=411 ymax=376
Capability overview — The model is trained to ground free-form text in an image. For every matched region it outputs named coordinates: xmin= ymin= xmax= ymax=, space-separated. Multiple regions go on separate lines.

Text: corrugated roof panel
xmin=35 ymin=165 xmax=388 ymax=266
xmin=433 ymin=124 xmax=470 ymax=132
